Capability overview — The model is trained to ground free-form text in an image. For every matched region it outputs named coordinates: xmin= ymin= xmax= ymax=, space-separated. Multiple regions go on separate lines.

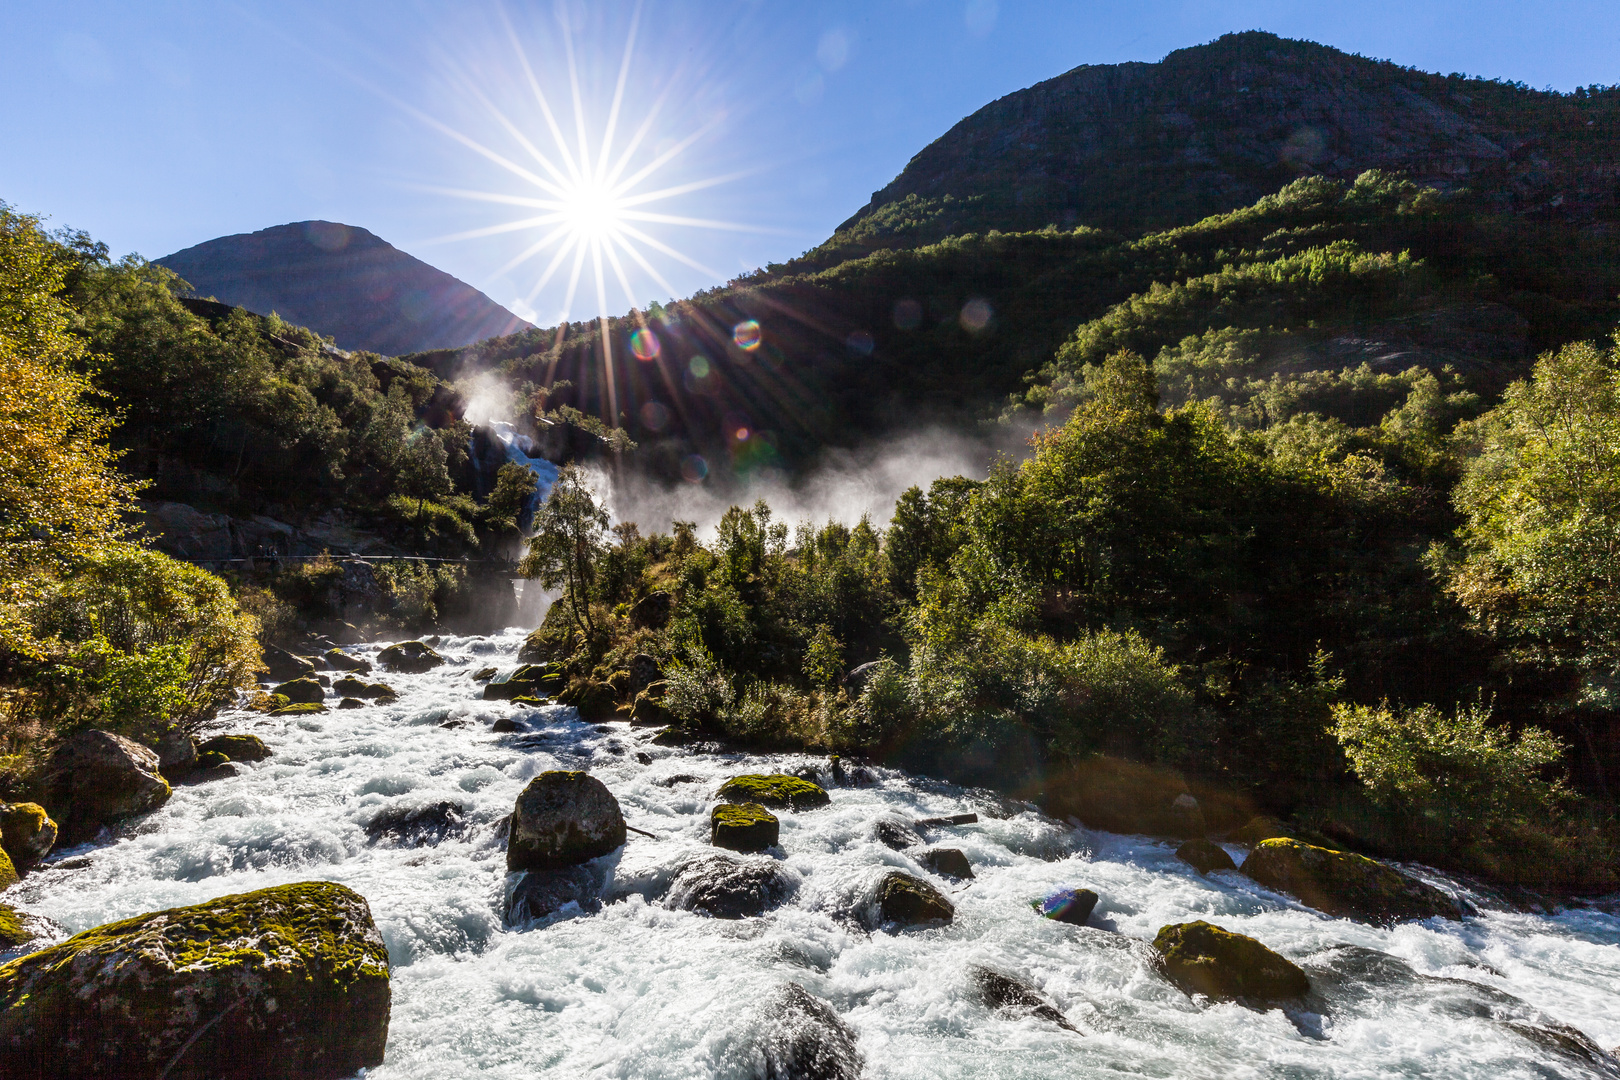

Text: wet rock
xmin=365 ymin=801 xmax=468 ymax=847
xmin=337 ymin=697 xmax=364 ymax=709
xmin=505 ymin=863 xmax=609 ymax=923
xmin=153 ymin=731 xmax=198 ymax=781
xmin=0 ymin=903 xmax=62 ymax=959
xmin=194 ymin=760 xmax=241 ymax=783
xmin=711 ymin=802 xmax=780 ymax=853
xmin=507 ymin=771 xmax=627 ymax=872
xmin=0 ymin=881 xmax=391 ymax=1080
xmin=1241 ymin=838 xmax=1459 ymax=925
xmin=968 ymin=965 xmax=1077 ymax=1031
xmin=471 ymin=666 xmax=498 ymax=682
xmin=483 ymin=663 xmax=562 ymax=701
xmin=42 ymin=730 xmax=172 ymax=844
xmin=377 ymin=640 xmax=444 ymax=674
xmin=917 ymin=848 xmax=974 ymax=880
xmin=331 ymin=675 xmax=370 ymax=696
xmin=1503 ymin=1019 xmax=1620 ymax=1073
xmin=717 ymin=774 xmax=831 ymax=812
xmin=198 ymin=734 xmax=272 ymax=763
xmin=273 ymin=677 xmax=326 ymax=705
xmin=491 ymin=716 xmax=521 ymax=733
xmin=1034 ymin=888 xmax=1098 ymax=927
xmin=666 ymin=854 xmax=795 ymax=919
xmin=873 ymin=816 xmax=924 ymax=851
xmin=1177 ymin=838 xmax=1237 ymax=874
xmin=634 ymin=751 xmax=653 ymax=765
xmin=557 ymin=678 xmax=619 ymax=720
xmin=628 ymin=590 xmax=671 ymax=630
xmin=874 ymin=871 xmax=954 ymax=928
xmin=196 ymin=750 xmax=232 ymax=770
xmin=1153 ymin=920 xmax=1309 ymax=1003
xmin=263 ymin=644 xmax=316 ymax=681
xmin=0 ymin=803 xmax=56 ymax=870
xmin=758 ymin=982 xmax=864 ymax=1080
xmin=269 ymin=702 xmax=326 ymax=717
xmin=323 ymin=648 xmax=371 ymax=674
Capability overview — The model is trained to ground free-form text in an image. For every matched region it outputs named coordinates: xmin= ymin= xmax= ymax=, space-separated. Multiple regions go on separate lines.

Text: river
xmin=10 ymin=627 xmax=1620 ymax=1079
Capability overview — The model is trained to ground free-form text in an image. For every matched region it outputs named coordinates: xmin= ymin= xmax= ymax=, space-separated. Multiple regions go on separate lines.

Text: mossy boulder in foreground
xmin=0 ymin=803 xmax=56 ymax=870
xmin=874 ymin=871 xmax=954 ymax=927
xmin=1242 ymin=838 xmax=1459 ymax=925
xmin=376 ymin=639 xmax=444 ymax=673
xmin=716 ymin=774 xmax=831 ymax=811
xmin=42 ymin=730 xmax=171 ymax=844
xmin=197 ymin=734 xmax=272 ymax=763
xmin=0 ymin=881 xmax=391 ymax=1080
xmin=1153 ymin=920 xmax=1309 ymax=1003
xmin=711 ymin=802 xmax=780 ymax=853
xmin=507 ymin=770 xmax=627 ymax=871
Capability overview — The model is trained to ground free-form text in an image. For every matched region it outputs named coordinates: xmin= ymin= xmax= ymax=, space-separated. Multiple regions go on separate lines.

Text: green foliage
xmin=41 ymin=636 xmax=191 ymax=742
xmin=480 ymin=460 xmax=538 ymax=535
xmin=372 ymin=560 xmax=467 ymax=624
xmin=520 ymin=464 xmax=610 ymax=637
xmin=802 ymin=624 xmax=843 ymax=689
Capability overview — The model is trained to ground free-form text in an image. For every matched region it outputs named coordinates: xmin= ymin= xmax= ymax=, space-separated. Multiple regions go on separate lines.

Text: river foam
xmin=10 ymin=628 xmax=1620 ymax=1078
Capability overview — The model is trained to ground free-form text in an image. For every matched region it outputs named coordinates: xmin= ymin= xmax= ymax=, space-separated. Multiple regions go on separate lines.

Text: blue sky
xmin=4 ymin=1 xmax=1617 ymax=325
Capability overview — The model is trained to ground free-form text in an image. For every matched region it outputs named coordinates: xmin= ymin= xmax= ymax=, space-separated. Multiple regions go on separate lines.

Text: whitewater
xmin=9 ymin=627 xmax=1620 ymax=1079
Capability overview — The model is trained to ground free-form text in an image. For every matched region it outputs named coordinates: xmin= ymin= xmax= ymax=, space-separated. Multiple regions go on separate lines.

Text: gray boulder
xmin=43 ymin=730 xmax=171 ymax=844
xmin=666 ymin=854 xmax=795 ymax=919
xmin=377 ymin=640 xmax=445 ymax=674
xmin=968 ymin=965 xmax=1077 ymax=1031
xmin=507 ymin=771 xmax=626 ymax=872
xmin=872 ymin=871 xmax=954 ymax=928
xmin=917 ymin=848 xmax=973 ymax=880
xmin=152 ymin=731 xmax=197 ymax=780
xmin=757 ymin=982 xmax=864 ymax=1080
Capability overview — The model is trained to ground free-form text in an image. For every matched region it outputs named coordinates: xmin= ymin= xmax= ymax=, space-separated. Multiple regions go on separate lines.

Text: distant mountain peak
xmin=158 ymin=222 xmax=532 ymax=356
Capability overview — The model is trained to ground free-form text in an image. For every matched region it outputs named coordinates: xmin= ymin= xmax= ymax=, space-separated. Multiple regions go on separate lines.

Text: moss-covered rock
xmin=0 ymin=904 xmax=35 ymax=950
xmin=629 ymin=683 xmax=672 ymax=725
xmin=1233 ymin=815 xmax=1292 ymax=846
xmin=322 ymin=648 xmax=371 ymax=674
xmin=196 ymin=750 xmax=232 ymax=770
xmin=717 ymin=774 xmax=831 ymax=812
xmin=510 ymin=695 xmax=550 ymax=708
xmin=0 ymin=849 xmax=16 ymax=891
xmin=376 ymin=640 xmax=444 ymax=674
xmin=0 ymin=881 xmax=390 ymax=1079
xmin=152 ymin=731 xmax=198 ymax=781
xmin=1177 ymin=838 xmax=1237 ymax=875
xmin=1153 ymin=920 xmax=1309 ymax=1003
xmin=272 ymin=677 xmax=325 ymax=705
xmin=42 ymin=730 xmax=171 ymax=845
xmin=918 ymin=847 xmax=974 ymax=880
xmin=1242 ymin=838 xmax=1459 ymax=925
xmin=269 ymin=702 xmax=327 ymax=716
xmin=557 ymin=678 xmax=620 ymax=721
xmin=711 ymin=802 xmax=780 ymax=853
xmin=336 ymin=697 xmax=363 ymax=709
xmin=874 ymin=871 xmax=954 ymax=927
xmin=483 ymin=664 xmax=563 ymax=701
xmin=507 ymin=771 xmax=627 ymax=872
xmin=0 ymin=803 xmax=56 ymax=870
xmin=198 ymin=734 xmax=271 ymax=763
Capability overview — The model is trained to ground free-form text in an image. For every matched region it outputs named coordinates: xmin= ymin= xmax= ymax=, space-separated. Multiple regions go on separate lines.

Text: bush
xmin=662 ymin=650 xmax=734 ymax=726
xmin=373 ymin=560 xmax=466 ymax=624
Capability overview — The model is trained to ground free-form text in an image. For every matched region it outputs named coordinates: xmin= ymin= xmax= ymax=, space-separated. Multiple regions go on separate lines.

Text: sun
xmin=559 ymin=180 xmax=625 ymax=241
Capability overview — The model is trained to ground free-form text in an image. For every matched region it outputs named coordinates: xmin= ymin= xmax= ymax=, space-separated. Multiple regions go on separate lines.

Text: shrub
xmin=662 ymin=650 xmax=734 ymax=726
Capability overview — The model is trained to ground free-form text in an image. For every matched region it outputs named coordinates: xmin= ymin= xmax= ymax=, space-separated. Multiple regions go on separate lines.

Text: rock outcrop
xmin=711 ymin=802 xmax=780 ymax=853
xmin=1241 ymin=838 xmax=1459 ymax=925
xmin=0 ymin=881 xmax=391 ymax=1080
xmin=0 ymin=803 xmax=56 ymax=870
xmin=377 ymin=640 xmax=445 ymax=674
xmin=872 ymin=871 xmax=954 ymax=928
xmin=968 ymin=965 xmax=1077 ymax=1031
xmin=716 ymin=774 xmax=831 ymax=812
xmin=506 ymin=771 xmax=626 ymax=872
xmin=43 ymin=730 xmax=172 ymax=844
xmin=666 ymin=854 xmax=795 ymax=919
xmin=757 ymin=982 xmax=864 ymax=1080
xmin=1153 ymin=920 xmax=1309 ymax=1003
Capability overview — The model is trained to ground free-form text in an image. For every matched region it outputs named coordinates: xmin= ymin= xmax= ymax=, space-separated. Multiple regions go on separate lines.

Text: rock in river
xmin=1176 ymin=838 xmax=1237 ymax=875
xmin=758 ymin=982 xmax=864 ymax=1080
xmin=968 ymin=965 xmax=1077 ymax=1031
xmin=1241 ymin=837 xmax=1459 ymax=925
xmin=272 ymin=677 xmax=325 ymax=705
xmin=377 ymin=639 xmax=445 ymax=674
xmin=197 ymin=733 xmax=272 ymax=763
xmin=0 ymin=881 xmax=391 ymax=1080
xmin=1153 ymin=920 xmax=1309 ymax=1004
xmin=1034 ymin=888 xmax=1098 ymax=927
xmin=711 ymin=802 xmax=780 ymax=853
xmin=507 ymin=770 xmax=626 ymax=872
xmin=716 ymin=774 xmax=831 ymax=811
xmin=917 ymin=847 xmax=974 ymax=880
xmin=873 ymin=871 xmax=954 ymax=928
xmin=42 ymin=729 xmax=171 ymax=844
xmin=667 ymin=854 xmax=795 ymax=919
xmin=0 ymin=802 xmax=56 ymax=870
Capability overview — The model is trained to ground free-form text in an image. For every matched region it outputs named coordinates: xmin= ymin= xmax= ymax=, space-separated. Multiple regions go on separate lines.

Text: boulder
xmin=1153 ymin=920 xmax=1309 ymax=1003
xmin=376 ymin=640 xmax=444 ymax=674
xmin=262 ymin=645 xmax=316 ymax=681
xmin=471 ymin=666 xmax=498 ymax=682
xmin=491 ymin=716 xmax=522 ymax=733
xmin=504 ymin=863 xmax=610 ymax=924
xmin=273 ymin=677 xmax=325 ymax=705
xmin=0 ymin=849 xmax=16 ymax=891
xmin=0 ymin=802 xmax=57 ymax=869
xmin=1034 ymin=888 xmax=1098 ymax=927
xmin=196 ymin=750 xmax=232 ymax=770
xmin=758 ymin=982 xmax=864 ymax=1080
xmin=152 ymin=731 xmax=198 ymax=781
xmin=1233 ymin=815 xmax=1293 ymax=846
xmin=873 ymin=817 xmax=924 ymax=851
xmin=666 ymin=854 xmax=795 ymax=919
xmin=323 ymin=648 xmax=371 ymax=674
xmin=917 ymin=848 xmax=974 ymax=880
xmin=1043 ymin=756 xmax=1205 ymax=838
xmin=716 ymin=774 xmax=831 ymax=812
xmin=332 ymin=675 xmax=370 ymax=696
xmin=967 ymin=965 xmax=1077 ymax=1031
xmin=840 ymin=660 xmax=885 ymax=696
xmin=483 ymin=664 xmax=562 ymax=701
xmin=1241 ymin=838 xmax=1459 ymax=925
xmin=628 ymin=590 xmax=671 ymax=630
xmin=364 ymin=801 xmax=468 ymax=847
xmin=711 ymin=802 xmax=780 ymax=853
xmin=1176 ymin=839 xmax=1237 ymax=875
xmin=557 ymin=678 xmax=619 ymax=720
xmin=43 ymin=730 xmax=172 ymax=844
xmin=337 ymin=697 xmax=364 ymax=709
xmin=628 ymin=653 xmax=661 ymax=693
xmin=507 ymin=771 xmax=626 ymax=872
xmin=0 ymin=881 xmax=391 ymax=1080
xmin=197 ymin=734 xmax=272 ymax=763
xmin=269 ymin=703 xmax=326 ymax=716
xmin=0 ymin=903 xmax=60 ymax=959
xmin=873 ymin=871 xmax=954 ymax=928
xmin=629 ymin=683 xmax=671 ymax=725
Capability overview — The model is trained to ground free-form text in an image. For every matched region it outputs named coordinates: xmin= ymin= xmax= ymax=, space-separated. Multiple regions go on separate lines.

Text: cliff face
xmin=158 ymin=221 xmax=532 ymax=355
xmin=831 ymin=32 xmax=1619 ymax=249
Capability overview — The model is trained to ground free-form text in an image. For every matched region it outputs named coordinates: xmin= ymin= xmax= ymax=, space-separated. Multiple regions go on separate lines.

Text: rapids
xmin=10 ymin=628 xmax=1620 ymax=1079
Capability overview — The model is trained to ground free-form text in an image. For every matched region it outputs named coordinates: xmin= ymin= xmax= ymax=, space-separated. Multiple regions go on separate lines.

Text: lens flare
xmin=960 ymin=297 xmax=993 ymax=332
xmin=680 ymin=453 xmax=709 ymax=482
xmin=630 ymin=328 xmax=661 ymax=360
xmin=893 ymin=298 xmax=922 ymax=330
xmin=732 ymin=319 xmax=762 ymax=350
xmin=846 ymin=330 xmax=874 ymax=355
xmin=639 ymin=400 xmax=669 ymax=431
xmin=688 ymin=355 xmax=711 ymax=379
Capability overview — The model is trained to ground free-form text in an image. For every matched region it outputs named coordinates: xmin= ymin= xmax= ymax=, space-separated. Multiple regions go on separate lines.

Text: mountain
xmin=157 ymin=221 xmax=532 ymax=355
xmin=801 ymin=31 xmax=1619 ymax=268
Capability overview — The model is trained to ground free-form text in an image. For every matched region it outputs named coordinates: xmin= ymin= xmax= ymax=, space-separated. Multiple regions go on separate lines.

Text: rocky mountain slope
xmin=158 ymin=221 xmax=532 ymax=355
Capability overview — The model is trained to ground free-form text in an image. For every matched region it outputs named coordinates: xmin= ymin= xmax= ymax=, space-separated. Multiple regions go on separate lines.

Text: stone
xmin=557 ymin=678 xmax=619 ymax=720
xmin=507 ymin=771 xmax=627 ymax=872
xmin=968 ymin=965 xmax=1077 ymax=1031
xmin=0 ymin=803 xmax=56 ymax=869
xmin=840 ymin=660 xmax=885 ymax=696
xmin=197 ymin=734 xmax=272 ymax=763
xmin=337 ymin=697 xmax=364 ymax=709
xmin=196 ymin=750 xmax=232 ymax=770
xmin=269 ymin=702 xmax=326 ymax=716
xmin=1034 ymin=887 xmax=1099 ymax=926
xmin=1233 ymin=815 xmax=1293 ymax=846
xmin=472 ymin=666 xmax=498 ymax=682
xmin=1153 ymin=920 xmax=1309 ymax=1003
xmin=364 ymin=801 xmax=468 ymax=847
xmin=491 ymin=716 xmax=521 ymax=733
xmin=331 ymin=675 xmax=370 ymax=696
xmin=758 ymin=982 xmax=864 ymax=1080
xmin=1043 ymin=756 xmax=1204 ymax=838
xmin=323 ymin=648 xmax=371 ymax=674
xmin=628 ymin=590 xmax=672 ymax=630
xmin=0 ymin=881 xmax=391 ymax=1079
xmin=483 ymin=664 xmax=563 ymax=701
xmin=0 ymin=903 xmax=61 ymax=959
xmin=273 ymin=677 xmax=325 ymax=705
xmin=1168 ymin=793 xmax=1208 ymax=839
xmin=716 ymin=774 xmax=831 ymax=811
xmin=0 ymin=849 xmax=16 ymax=890
xmin=376 ymin=640 xmax=444 ymax=674
xmin=874 ymin=871 xmax=954 ymax=927
xmin=193 ymin=760 xmax=241 ymax=783
xmin=873 ymin=817 xmax=924 ymax=851
xmin=1177 ymin=839 xmax=1238 ymax=875
xmin=153 ymin=731 xmax=198 ymax=780
xmin=666 ymin=854 xmax=795 ymax=919
xmin=628 ymin=653 xmax=661 ymax=693
xmin=629 ymin=683 xmax=671 ymax=725
xmin=711 ymin=802 xmax=780 ymax=853
xmin=262 ymin=645 xmax=316 ymax=681
xmin=42 ymin=730 xmax=172 ymax=844
xmin=917 ymin=847 xmax=974 ymax=879
xmin=504 ymin=863 xmax=610 ymax=924
xmin=1241 ymin=838 xmax=1460 ymax=925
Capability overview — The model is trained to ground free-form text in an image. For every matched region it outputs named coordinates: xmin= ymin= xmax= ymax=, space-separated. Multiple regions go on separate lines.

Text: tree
xmin=519 ymin=464 xmax=609 ymax=637
xmin=481 ymin=461 xmax=539 ymax=535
